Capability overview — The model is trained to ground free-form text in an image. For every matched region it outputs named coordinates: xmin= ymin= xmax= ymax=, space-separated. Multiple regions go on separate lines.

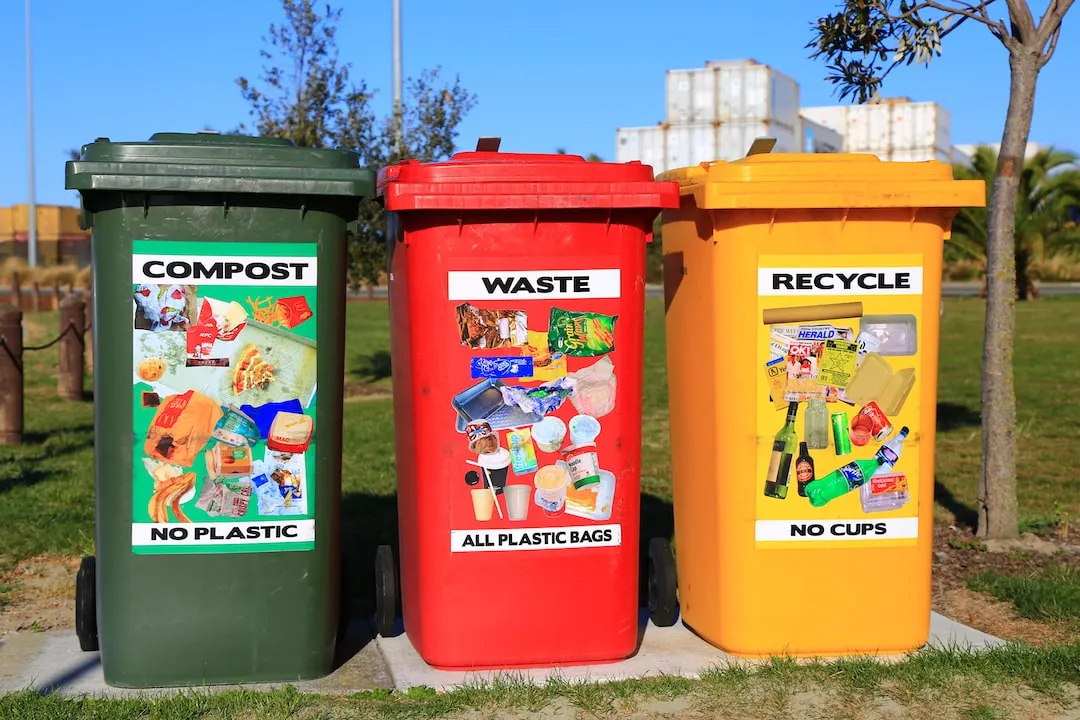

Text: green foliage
xmin=806 ymin=1 xmax=1021 ymax=103
xmin=951 ymin=146 xmax=1080 ymax=298
xmin=236 ymin=0 xmax=476 ymax=292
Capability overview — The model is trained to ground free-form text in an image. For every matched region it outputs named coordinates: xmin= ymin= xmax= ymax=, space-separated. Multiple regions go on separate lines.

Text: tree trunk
xmin=977 ymin=53 xmax=1039 ymax=540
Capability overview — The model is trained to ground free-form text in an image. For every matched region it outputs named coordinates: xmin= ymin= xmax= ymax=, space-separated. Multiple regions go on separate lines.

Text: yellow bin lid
xmin=658 ymin=153 xmax=986 ymax=210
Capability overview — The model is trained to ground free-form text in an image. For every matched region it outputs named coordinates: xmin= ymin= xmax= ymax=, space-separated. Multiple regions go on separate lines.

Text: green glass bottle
xmin=764 ymin=402 xmax=800 ymax=500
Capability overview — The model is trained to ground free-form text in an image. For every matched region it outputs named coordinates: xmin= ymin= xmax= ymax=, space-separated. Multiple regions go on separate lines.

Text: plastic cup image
xmin=476 ymin=447 xmax=511 ymax=495
xmin=532 ymin=416 xmax=567 ymax=453
xmin=568 ymin=415 xmax=601 ymax=445
xmin=504 ymin=484 xmax=531 ymax=521
xmin=534 ymin=464 xmax=570 ymax=517
xmin=470 ymin=488 xmax=495 ymax=522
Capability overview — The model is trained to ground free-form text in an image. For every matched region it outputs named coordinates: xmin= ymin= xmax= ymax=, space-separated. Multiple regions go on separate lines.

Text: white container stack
xmin=616 ymin=60 xmax=959 ymax=173
xmin=616 ymin=59 xmax=803 ymax=175
xmin=665 ymin=60 xmax=801 ymax=126
xmin=616 ymin=121 xmax=798 ymax=173
xmin=800 ymin=100 xmax=952 ymax=162
xmin=798 ymin=116 xmax=843 ymax=154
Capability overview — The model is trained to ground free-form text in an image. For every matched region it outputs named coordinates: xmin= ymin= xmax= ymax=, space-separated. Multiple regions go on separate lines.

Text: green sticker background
xmin=131 ymin=240 xmax=318 ymax=555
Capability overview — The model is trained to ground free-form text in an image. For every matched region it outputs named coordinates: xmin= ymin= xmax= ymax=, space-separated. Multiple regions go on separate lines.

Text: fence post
xmin=31 ymin=281 xmax=42 ymax=312
xmin=0 ymin=304 xmax=23 ymax=445
xmin=52 ymin=279 xmax=62 ymax=310
xmin=58 ymin=293 xmax=86 ymax=401
xmin=10 ymin=272 xmax=22 ymax=311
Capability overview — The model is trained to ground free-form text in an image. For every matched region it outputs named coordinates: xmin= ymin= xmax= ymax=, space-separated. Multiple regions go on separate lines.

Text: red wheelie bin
xmin=375 ymin=140 xmax=678 ymax=669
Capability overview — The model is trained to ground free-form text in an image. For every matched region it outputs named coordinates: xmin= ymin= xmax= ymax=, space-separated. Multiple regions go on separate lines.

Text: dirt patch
xmin=0 ymin=556 xmax=79 ymax=634
xmin=931 ymin=524 xmax=1080 ymax=645
xmin=343 ymin=382 xmax=391 ymax=401
xmin=936 ymin=587 xmax=1076 ymax=646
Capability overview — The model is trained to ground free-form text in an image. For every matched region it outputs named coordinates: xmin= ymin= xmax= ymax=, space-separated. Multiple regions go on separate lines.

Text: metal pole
xmin=392 ymin=0 xmax=403 ymax=157
xmin=25 ymin=0 xmax=37 ymax=269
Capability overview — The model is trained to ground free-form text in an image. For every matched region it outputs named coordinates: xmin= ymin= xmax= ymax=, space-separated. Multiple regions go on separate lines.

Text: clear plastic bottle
xmin=805 ymin=397 xmax=829 ymax=449
xmin=806 ymin=427 xmax=909 ymax=507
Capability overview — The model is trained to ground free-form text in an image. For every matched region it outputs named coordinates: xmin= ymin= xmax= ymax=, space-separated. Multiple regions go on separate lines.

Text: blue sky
xmin=1 ymin=0 xmax=1076 ymax=206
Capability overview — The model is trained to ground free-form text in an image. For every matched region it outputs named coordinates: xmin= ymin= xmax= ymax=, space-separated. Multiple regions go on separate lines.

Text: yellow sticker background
xmin=755 ymin=254 xmax=923 ymax=549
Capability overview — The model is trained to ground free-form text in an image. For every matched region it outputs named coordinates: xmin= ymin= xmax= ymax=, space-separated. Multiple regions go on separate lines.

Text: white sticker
xmin=755 ymin=518 xmax=918 ymax=542
xmin=131 ymin=519 xmax=316 ymax=546
xmin=133 ymin=255 xmax=318 ymax=286
xmin=757 ymin=267 xmax=923 ymax=296
xmin=450 ymin=524 xmax=621 ymax=552
xmin=447 ymin=270 xmax=621 ymax=300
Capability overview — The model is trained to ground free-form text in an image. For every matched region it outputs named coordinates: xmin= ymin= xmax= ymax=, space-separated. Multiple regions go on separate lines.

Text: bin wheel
xmin=374 ymin=545 xmax=397 ymax=638
xmin=75 ymin=556 xmax=99 ymax=652
xmin=647 ymin=538 xmax=678 ymax=628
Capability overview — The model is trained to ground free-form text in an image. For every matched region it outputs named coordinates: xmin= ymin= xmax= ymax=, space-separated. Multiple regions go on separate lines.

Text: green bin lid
xmin=65 ymin=132 xmax=375 ymax=197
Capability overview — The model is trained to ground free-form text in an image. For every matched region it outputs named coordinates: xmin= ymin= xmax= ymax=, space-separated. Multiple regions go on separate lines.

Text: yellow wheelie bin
xmin=651 ymin=153 xmax=984 ymax=657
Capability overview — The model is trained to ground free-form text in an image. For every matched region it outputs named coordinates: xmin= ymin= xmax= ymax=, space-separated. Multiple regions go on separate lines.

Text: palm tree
xmin=951 ymin=146 xmax=1080 ymax=300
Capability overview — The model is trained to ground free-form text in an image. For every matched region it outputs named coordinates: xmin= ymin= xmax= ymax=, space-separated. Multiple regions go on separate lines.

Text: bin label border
xmin=448 ymin=269 xmax=621 ymax=300
xmin=757 ymin=266 xmax=923 ymax=296
xmin=450 ymin=524 xmax=622 ymax=552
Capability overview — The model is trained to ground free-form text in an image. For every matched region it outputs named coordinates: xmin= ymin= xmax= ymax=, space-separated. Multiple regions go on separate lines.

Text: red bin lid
xmin=378 ymin=149 xmax=679 ymax=212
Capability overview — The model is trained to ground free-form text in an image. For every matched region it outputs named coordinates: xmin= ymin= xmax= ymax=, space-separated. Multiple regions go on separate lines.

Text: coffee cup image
xmin=476 ymin=447 xmax=511 ymax=495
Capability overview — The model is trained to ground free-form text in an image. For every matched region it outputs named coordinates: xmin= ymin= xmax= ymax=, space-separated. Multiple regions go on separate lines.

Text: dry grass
xmin=943 ymin=254 xmax=1080 ymax=283
xmin=0 ymin=259 xmax=90 ymax=290
xmin=1032 ymin=254 xmax=1080 ymax=282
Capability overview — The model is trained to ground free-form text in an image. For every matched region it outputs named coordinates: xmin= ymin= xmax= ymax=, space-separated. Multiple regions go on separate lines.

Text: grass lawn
xmin=3 ymin=644 xmax=1080 ymax=718
xmin=1 ymin=297 xmax=1079 ymax=716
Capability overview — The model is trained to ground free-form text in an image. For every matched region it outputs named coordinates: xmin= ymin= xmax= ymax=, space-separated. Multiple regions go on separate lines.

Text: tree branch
xmin=1036 ymin=0 xmax=1076 ymax=48
xmin=1003 ymin=0 xmax=1038 ymax=41
xmin=919 ymin=0 xmax=1001 ymax=27
xmin=1038 ymin=20 xmax=1064 ymax=66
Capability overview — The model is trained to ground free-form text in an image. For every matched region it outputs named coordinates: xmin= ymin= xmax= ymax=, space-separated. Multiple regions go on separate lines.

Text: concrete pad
xmin=0 ymin=620 xmax=394 ymax=697
xmin=0 ymin=613 xmax=1003 ymax=696
xmin=377 ymin=611 xmax=1005 ymax=691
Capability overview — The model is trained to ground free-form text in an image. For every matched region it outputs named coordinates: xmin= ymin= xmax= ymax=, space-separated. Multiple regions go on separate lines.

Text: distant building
xmin=0 ymin=204 xmax=90 ymax=267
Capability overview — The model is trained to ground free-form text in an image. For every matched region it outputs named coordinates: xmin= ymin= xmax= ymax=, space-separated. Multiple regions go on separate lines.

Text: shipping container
xmin=798 ymin=115 xmax=843 ymax=154
xmin=798 ymin=101 xmax=950 ymax=159
xmin=615 ymin=125 xmax=667 ymax=174
xmin=883 ymin=147 xmax=953 ymax=164
xmin=616 ymin=120 xmax=798 ymax=175
xmin=796 ymin=105 xmax=847 ymax=134
xmin=666 ymin=60 xmax=800 ymax=127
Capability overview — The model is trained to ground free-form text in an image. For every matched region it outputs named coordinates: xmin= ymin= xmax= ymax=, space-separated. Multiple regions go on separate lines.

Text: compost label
xmin=131 ymin=240 xmax=318 ymax=554
xmin=755 ymin=253 xmax=923 ymax=549
xmin=447 ymin=268 xmax=623 ymax=553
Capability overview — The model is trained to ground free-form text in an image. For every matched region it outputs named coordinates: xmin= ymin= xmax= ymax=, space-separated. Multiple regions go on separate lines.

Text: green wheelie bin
xmin=65 ymin=132 xmax=374 ymax=687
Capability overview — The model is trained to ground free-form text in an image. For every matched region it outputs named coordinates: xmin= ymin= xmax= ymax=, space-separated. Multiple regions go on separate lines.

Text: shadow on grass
xmin=937 ymin=402 xmax=981 ymax=432
xmin=351 ymin=351 xmax=392 ymax=383
xmin=935 ymin=476 xmax=979 ymax=529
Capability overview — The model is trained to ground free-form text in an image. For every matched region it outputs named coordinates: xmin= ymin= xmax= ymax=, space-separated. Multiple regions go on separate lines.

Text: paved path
xmin=0 ymin=613 xmax=1002 ymax=696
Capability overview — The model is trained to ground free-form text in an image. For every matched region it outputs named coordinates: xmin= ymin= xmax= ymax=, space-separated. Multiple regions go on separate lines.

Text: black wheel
xmin=337 ymin=549 xmax=350 ymax=644
xmin=647 ymin=538 xmax=678 ymax=627
xmin=374 ymin=545 xmax=398 ymax=638
xmin=75 ymin=556 xmax=99 ymax=652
